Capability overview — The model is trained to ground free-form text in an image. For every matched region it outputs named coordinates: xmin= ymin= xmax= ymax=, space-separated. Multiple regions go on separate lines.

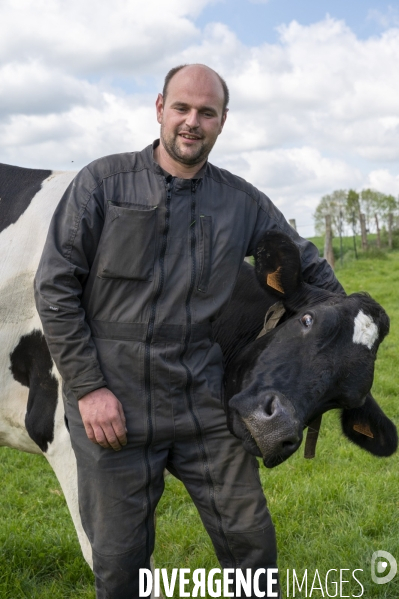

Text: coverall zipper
xmin=179 ymin=179 xmax=236 ymax=567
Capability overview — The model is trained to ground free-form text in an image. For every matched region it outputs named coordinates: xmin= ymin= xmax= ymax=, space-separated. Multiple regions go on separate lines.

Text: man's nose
xmin=185 ymin=109 xmax=200 ymax=128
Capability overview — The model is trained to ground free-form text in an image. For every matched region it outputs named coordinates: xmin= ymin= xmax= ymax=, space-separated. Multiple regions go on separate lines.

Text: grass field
xmin=1 ymin=249 xmax=398 ymax=598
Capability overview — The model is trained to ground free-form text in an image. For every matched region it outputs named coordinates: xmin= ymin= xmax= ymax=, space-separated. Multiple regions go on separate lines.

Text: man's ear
xmin=219 ymin=108 xmax=228 ymax=133
xmin=155 ymin=93 xmax=164 ymax=124
xmin=341 ymin=392 xmax=397 ymax=457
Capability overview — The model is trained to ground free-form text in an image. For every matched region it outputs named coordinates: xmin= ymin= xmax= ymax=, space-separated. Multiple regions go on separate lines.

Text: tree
xmin=346 ymin=189 xmax=360 ymax=257
xmin=379 ymin=194 xmax=398 ymax=228
xmin=360 ymin=189 xmax=386 ymax=231
xmin=313 ymin=190 xmax=347 ymax=236
xmin=314 ymin=188 xmax=398 ymax=239
xmin=345 ymin=189 xmax=360 ymax=232
xmin=360 ymin=189 xmax=398 ymax=232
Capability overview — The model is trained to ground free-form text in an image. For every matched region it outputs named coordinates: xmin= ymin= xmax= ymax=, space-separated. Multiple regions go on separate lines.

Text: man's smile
xmin=179 ymin=132 xmax=202 ymax=141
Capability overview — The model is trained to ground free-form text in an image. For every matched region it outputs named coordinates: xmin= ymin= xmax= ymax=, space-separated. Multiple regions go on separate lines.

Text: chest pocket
xmin=97 ymin=203 xmax=158 ymax=281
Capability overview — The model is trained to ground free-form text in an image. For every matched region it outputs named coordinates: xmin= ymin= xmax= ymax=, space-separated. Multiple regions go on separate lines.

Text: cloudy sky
xmin=1 ymin=0 xmax=398 ymax=236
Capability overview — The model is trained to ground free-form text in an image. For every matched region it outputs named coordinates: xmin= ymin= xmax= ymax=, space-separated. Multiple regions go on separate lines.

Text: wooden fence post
xmin=351 ymin=211 xmax=358 ymax=259
xmin=374 ymin=213 xmax=381 ymax=248
xmin=324 ymin=215 xmax=335 ymax=268
xmin=388 ymin=213 xmax=393 ymax=250
xmin=360 ymin=213 xmax=368 ymax=251
xmin=289 ymin=219 xmax=297 ymax=231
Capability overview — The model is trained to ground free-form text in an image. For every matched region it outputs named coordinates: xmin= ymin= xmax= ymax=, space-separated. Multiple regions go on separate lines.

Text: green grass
xmin=309 ymin=229 xmax=399 ymax=269
xmin=1 ymin=251 xmax=399 ymax=598
xmin=0 ymin=450 xmax=94 ymax=598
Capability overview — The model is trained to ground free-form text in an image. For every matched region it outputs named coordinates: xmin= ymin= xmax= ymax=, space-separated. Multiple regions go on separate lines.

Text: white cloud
xmin=364 ymin=169 xmax=399 ymax=196
xmin=0 ymin=61 xmax=99 ymax=116
xmin=367 ymin=6 xmax=399 ymax=29
xmin=0 ymin=0 xmax=208 ymax=76
xmin=0 ymin=94 xmax=159 ymax=168
xmin=0 ymin=3 xmax=398 ymax=235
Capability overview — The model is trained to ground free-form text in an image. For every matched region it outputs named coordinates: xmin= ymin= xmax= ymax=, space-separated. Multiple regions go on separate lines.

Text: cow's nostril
xmin=281 ymin=436 xmax=300 ymax=451
xmin=282 ymin=440 xmax=295 ymax=449
xmin=264 ymin=394 xmax=277 ymax=417
xmin=264 ymin=402 xmax=273 ymax=417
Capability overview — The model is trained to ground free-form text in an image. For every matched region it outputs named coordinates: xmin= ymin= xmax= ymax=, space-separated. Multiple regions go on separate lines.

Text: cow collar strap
xmin=304 ymin=415 xmax=322 ymax=459
xmin=256 ymin=301 xmax=322 ymax=460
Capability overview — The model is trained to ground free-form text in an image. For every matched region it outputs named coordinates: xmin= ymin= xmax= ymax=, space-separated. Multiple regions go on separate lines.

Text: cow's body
xmin=0 ymin=163 xmax=396 ymax=567
xmin=0 ymin=164 xmax=92 ymax=563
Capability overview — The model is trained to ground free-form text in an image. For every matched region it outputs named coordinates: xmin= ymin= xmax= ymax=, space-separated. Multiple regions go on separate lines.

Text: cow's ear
xmin=341 ymin=393 xmax=397 ymax=457
xmin=254 ymin=232 xmax=303 ymax=298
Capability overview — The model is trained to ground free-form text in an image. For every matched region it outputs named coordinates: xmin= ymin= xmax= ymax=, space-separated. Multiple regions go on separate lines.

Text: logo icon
xmin=371 ymin=551 xmax=397 ymax=584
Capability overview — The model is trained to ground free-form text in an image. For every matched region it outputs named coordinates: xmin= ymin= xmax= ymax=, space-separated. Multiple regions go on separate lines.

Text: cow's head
xmin=225 ymin=232 xmax=397 ymax=467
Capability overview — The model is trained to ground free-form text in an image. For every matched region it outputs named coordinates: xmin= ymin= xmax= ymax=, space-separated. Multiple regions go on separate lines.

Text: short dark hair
xmin=162 ymin=64 xmax=230 ymax=112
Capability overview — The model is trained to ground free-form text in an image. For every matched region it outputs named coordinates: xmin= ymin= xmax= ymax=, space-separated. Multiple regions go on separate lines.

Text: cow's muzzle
xmin=228 ymin=391 xmax=302 ymax=468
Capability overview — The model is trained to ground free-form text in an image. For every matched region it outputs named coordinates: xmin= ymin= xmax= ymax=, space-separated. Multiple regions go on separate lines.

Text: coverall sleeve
xmin=247 ymin=189 xmax=345 ymax=295
xmin=34 ymin=165 xmax=108 ymax=400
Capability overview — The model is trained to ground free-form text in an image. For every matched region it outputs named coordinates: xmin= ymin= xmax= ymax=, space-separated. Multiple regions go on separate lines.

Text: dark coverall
xmin=34 ymin=141 xmax=342 ymax=598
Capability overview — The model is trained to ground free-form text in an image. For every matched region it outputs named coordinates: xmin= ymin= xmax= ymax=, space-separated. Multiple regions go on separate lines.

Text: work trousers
xmin=64 ymin=388 xmax=279 ymax=599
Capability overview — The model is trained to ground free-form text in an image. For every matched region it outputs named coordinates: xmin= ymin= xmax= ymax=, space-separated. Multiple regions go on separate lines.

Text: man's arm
xmin=34 ymin=165 xmax=126 ymax=450
xmin=247 ymin=189 xmax=345 ymax=295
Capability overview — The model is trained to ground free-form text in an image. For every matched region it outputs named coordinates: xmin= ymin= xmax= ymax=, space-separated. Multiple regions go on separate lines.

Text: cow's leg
xmin=44 ymin=398 xmax=93 ymax=568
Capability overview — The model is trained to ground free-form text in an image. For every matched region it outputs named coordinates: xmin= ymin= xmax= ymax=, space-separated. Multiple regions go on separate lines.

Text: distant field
xmin=309 ymin=230 xmax=399 ymax=270
xmin=1 ymin=249 xmax=398 ymax=599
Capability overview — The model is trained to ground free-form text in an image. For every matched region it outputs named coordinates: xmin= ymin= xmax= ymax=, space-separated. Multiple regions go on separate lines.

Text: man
xmin=35 ymin=64 xmax=342 ymax=598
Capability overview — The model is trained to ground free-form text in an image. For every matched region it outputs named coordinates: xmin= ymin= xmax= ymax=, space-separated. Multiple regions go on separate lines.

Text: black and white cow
xmin=0 ymin=164 xmax=91 ymax=564
xmin=0 ymin=163 xmax=397 ymax=566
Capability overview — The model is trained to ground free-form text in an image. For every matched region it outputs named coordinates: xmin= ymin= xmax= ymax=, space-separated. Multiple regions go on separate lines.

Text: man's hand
xmin=78 ymin=388 xmax=127 ymax=451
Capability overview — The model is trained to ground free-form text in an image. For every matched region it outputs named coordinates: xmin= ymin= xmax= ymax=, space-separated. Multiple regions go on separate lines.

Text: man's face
xmin=156 ymin=66 xmax=227 ymax=167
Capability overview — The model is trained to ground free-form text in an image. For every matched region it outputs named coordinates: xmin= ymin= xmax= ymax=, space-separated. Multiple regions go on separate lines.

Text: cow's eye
xmin=301 ymin=314 xmax=313 ymax=328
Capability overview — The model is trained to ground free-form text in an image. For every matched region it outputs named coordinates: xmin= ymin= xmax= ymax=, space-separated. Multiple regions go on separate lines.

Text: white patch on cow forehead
xmin=353 ymin=310 xmax=379 ymax=350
